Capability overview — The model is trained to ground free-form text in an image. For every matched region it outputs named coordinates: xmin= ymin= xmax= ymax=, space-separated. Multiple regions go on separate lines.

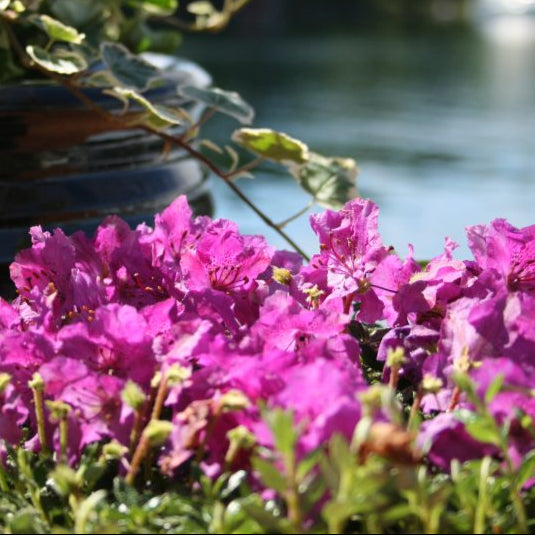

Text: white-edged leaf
xmin=80 ymin=70 xmax=117 ymax=88
xmin=133 ymin=0 xmax=178 ymax=16
xmin=101 ymin=42 xmax=160 ymax=91
xmin=179 ymin=85 xmax=254 ymax=124
xmin=224 ymin=144 xmax=240 ymax=174
xmin=287 ymin=153 xmax=358 ymax=209
xmin=110 ymin=87 xmax=183 ymax=129
xmin=26 ymin=45 xmax=87 ymax=74
xmin=199 ymin=139 xmax=224 ymax=154
xmin=187 ymin=1 xmax=216 ymax=15
xmin=232 ymin=128 xmax=309 ymax=163
xmin=30 ymin=14 xmax=85 ymax=44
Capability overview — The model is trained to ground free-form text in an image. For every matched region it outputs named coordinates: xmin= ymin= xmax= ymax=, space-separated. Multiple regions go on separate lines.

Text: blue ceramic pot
xmin=0 ymin=54 xmax=214 ymax=294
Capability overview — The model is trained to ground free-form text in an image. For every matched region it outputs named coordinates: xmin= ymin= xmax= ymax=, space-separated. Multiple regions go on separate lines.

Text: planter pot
xmin=0 ymin=54 xmax=213 ymax=295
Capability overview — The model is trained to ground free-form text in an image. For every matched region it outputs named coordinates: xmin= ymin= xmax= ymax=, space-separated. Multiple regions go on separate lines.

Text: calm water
xmin=180 ymin=19 xmax=535 ymax=260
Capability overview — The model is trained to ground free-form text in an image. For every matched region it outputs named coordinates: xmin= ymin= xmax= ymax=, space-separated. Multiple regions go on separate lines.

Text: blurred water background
xmin=179 ymin=0 xmax=535 ymax=260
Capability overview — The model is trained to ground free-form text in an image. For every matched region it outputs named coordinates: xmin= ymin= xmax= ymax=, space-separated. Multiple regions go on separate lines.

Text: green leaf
xmin=232 ymin=128 xmax=309 ymax=163
xmin=515 ymin=451 xmax=535 ymax=488
xmin=252 ymin=457 xmax=287 ymax=494
xmin=108 ymin=87 xmax=184 ymax=129
xmin=288 ymin=153 xmax=358 ymax=209
xmin=80 ymin=70 xmax=117 ymax=88
xmin=0 ymin=1 xmax=10 ymax=11
xmin=188 ymin=1 xmax=217 ymax=16
xmin=296 ymin=448 xmax=321 ymax=482
xmin=484 ymin=374 xmax=504 ymax=404
xmin=26 ymin=45 xmax=87 ymax=74
xmin=8 ymin=508 xmax=46 ymax=534
xmin=179 ymin=86 xmax=254 ymax=124
xmin=50 ymin=0 xmax=104 ymax=29
xmin=240 ymin=501 xmax=290 ymax=533
xmin=74 ymin=490 xmax=107 ymax=534
xmin=128 ymin=0 xmax=179 ymax=16
xmin=220 ymin=470 xmax=248 ymax=499
xmin=263 ymin=408 xmax=298 ymax=467
xmin=101 ymin=42 xmax=160 ymax=91
xmin=457 ymin=412 xmax=502 ymax=447
xmin=30 ymin=14 xmax=85 ymax=44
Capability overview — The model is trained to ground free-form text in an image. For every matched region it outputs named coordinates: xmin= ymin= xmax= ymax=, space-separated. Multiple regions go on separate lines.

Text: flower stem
xmin=30 ymin=383 xmax=49 ymax=456
xmin=126 ymin=374 xmax=169 ymax=485
xmin=59 ymin=417 xmax=68 ymax=464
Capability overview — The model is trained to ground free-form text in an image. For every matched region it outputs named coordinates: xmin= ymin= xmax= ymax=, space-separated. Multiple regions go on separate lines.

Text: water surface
xmin=180 ymin=21 xmax=535 ymax=260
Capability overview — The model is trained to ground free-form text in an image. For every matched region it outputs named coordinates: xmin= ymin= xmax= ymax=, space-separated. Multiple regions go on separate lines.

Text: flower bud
xmin=102 ymin=440 xmax=128 ymax=461
xmin=121 ymin=380 xmax=146 ymax=411
xmin=143 ymin=420 xmax=173 ymax=446
xmin=28 ymin=372 xmax=44 ymax=391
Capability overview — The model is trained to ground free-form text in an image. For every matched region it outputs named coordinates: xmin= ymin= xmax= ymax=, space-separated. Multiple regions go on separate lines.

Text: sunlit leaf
xmin=220 ymin=470 xmax=248 ymax=499
xmin=288 ymin=152 xmax=358 ymax=209
xmin=456 ymin=411 xmax=502 ymax=447
xmin=484 ymin=374 xmax=504 ymax=405
xmin=30 ymin=14 xmax=85 ymax=44
xmin=199 ymin=139 xmax=223 ymax=154
xmin=26 ymin=45 xmax=87 ymax=74
xmin=262 ymin=408 xmax=298 ymax=470
xmin=251 ymin=457 xmax=287 ymax=493
xmin=187 ymin=1 xmax=216 ymax=15
xmin=74 ymin=490 xmax=107 ymax=534
xmin=0 ymin=1 xmax=10 ymax=11
xmin=241 ymin=501 xmax=290 ymax=533
xmin=108 ymin=87 xmax=183 ymax=129
xmin=515 ymin=451 xmax=535 ymax=488
xmin=128 ymin=0 xmax=178 ymax=16
xmin=180 ymin=86 xmax=254 ymax=124
xmin=296 ymin=448 xmax=322 ymax=482
xmin=232 ymin=128 xmax=308 ymax=163
xmin=101 ymin=42 xmax=160 ymax=91
xmin=224 ymin=144 xmax=240 ymax=174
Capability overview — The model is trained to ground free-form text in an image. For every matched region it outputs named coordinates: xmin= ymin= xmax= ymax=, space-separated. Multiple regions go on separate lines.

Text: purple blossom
xmin=467 ymin=218 xmax=535 ymax=291
xmin=305 ymin=198 xmax=389 ymax=301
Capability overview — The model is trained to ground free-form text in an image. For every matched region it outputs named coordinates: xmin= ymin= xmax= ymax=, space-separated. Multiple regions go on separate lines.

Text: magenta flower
xmin=306 ymin=199 xmax=389 ymax=300
xmin=467 ymin=218 xmax=535 ymax=291
xmin=57 ymin=304 xmax=155 ymax=385
xmin=251 ymin=291 xmax=350 ymax=353
xmin=181 ymin=219 xmax=274 ymax=293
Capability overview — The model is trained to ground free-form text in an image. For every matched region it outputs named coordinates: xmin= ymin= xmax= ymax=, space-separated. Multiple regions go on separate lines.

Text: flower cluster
xmin=1 ymin=194 xmax=535 ymax=477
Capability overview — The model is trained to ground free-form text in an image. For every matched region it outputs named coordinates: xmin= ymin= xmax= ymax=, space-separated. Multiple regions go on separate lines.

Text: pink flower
xmin=306 ymin=198 xmax=389 ymax=300
xmin=182 ymin=219 xmax=274 ymax=293
xmin=251 ymin=291 xmax=350 ymax=353
xmin=467 ymin=218 xmax=535 ymax=291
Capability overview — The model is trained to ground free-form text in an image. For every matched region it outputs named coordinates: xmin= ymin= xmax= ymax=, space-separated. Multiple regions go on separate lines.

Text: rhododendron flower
xmin=467 ymin=218 xmax=535 ymax=291
xmin=181 ymin=219 xmax=274 ymax=293
xmin=305 ymin=198 xmax=389 ymax=300
xmin=251 ymin=291 xmax=350 ymax=353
